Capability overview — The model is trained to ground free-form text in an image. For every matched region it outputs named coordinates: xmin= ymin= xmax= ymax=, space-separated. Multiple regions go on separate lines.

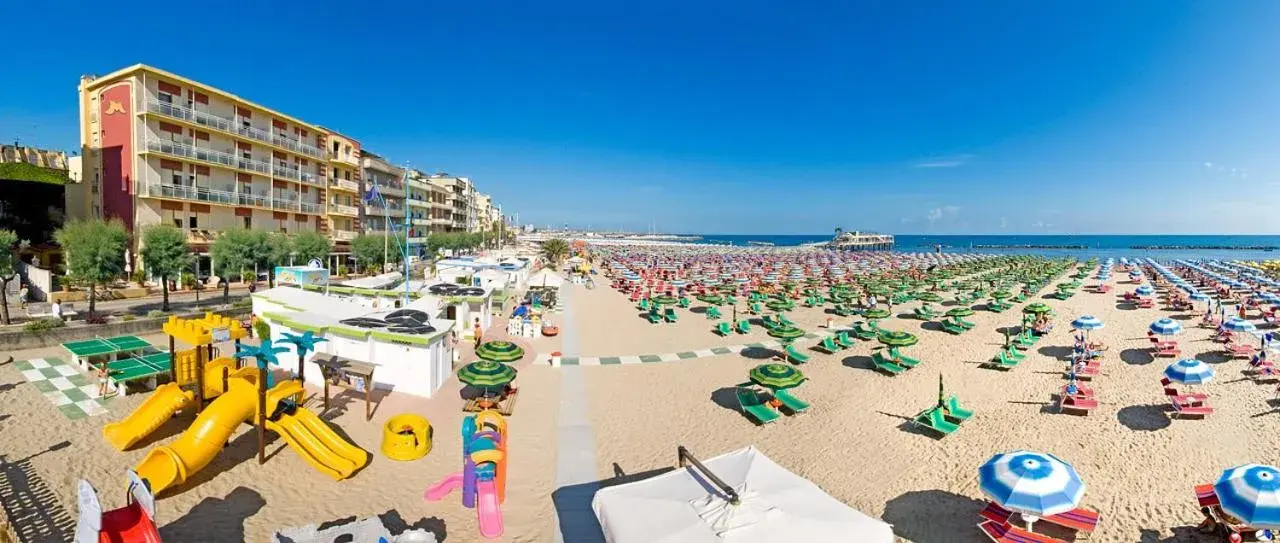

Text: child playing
xmin=96 ymin=364 xmax=110 ymax=397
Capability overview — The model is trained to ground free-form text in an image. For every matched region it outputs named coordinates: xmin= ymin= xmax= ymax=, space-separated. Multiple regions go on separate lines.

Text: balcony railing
xmin=271 ymin=134 xmax=324 ymax=159
xmin=272 ymin=198 xmax=298 ymax=211
xmin=329 ymin=203 xmax=359 ymax=216
xmin=272 ymin=164 xmax=300 ymax=181
xmin=145 ymin=136 xmax=275 ymax=176
xmin=146 ymin=100 xmax=233 ymax=134
xmin=141 ymin=182 xmax=269 ymax=208
xmin=300 ymin=201 xmax=323 ymax=214
xmin=332 ymin=230 xmax=358 ymax=241
xmin=146 ymin=99 xmax=325 ymax=159
xmin=331 ymin=178 xmax=359 ymax=192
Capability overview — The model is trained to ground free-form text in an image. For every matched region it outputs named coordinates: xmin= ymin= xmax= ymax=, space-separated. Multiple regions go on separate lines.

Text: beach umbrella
xmin=864 ymin=307 xmax=892 ymax=320
xmin=1023 ymin=303 xmax=1053 ymax=315
xmin=1070 ymin=315 xmax=1104 ymax=331
xmin=767 ymin=325 xmax=806 ymax=342
xmin=1149 ymin=318 xmax=1183 ymax=336
xmin=990 ymin=290 xmax=1012 ymax=300
xmin=652 ymin=295 xmax=679 ymax=306
xmin=748 ymin=363 xmax=806 ymax=390
xmin=1222 ymin=317 xmax=1257 ymax=333
xmin=916 ymin=292 xmax=943 ymax=303
xmin=946 ymin=307 xmax=974 ymax=318
xmin=1136 ymin=285 xmax=1155 ymax=296
xmin=475 ymin=340 xmax=526 ymax=363
xmin=456 ymin=360 xmax=517 ymax=388
xmin=979 ymin=450 xmax=1086 ymax=529
xmin=1214 ymin=464 xmax=1280 ymax=529
xmin=1164 ymin=358 xmax=1215 ymax=385
xmin=877 ymin=330 xmax=919 ymax=348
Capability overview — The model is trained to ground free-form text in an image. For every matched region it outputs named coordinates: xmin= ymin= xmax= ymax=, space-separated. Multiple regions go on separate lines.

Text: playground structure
xmin=102 ymin=314 xmax=368 ymax=496
xmin=75 ymin=470 xmax=162 ymax=543
xmin=381 ymin=414 xmax=433 ymax=461
xmin=423 ymin=410 xmax=508 ymax=539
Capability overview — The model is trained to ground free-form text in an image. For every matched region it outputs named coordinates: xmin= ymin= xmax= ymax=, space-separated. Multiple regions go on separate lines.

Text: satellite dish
xmin=308 ymin=258 xmax=323 ymax=269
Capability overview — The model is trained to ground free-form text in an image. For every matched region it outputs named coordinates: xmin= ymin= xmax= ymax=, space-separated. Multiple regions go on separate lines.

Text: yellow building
xmin=76 ymin=64 xmax=363 ymax=272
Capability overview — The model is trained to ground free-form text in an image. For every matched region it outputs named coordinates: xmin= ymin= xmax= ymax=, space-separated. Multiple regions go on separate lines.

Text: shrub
xmin=130 ymin=270 xmax=147 ymax=286
xmin=180 ymin=272 xmax=196 ymax=289
xmin=146 ymin=309 xmax=164 ymax=318
xmin=240 ymin=270 xmax=256 ymax=283
xmin=232 ymin=298 xmax=252 ymax=309
xmin=23 ymin=318 xmax=66 ymax=332
xmin=122 ymin=315 xmax=136 ymax=321
xmin=253 ymin=319 xmax=271 ymax=340
xmin=336 ymin=265 xmax=347 ymax=276
xmin=84 ymin=313 xmax=108 ymax=325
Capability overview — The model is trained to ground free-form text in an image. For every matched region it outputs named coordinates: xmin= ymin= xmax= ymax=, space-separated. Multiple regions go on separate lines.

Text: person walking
xmin=18 ymin=283 xmax=29 ymax=311
xmin=473 ymin=318 xmax=483 ymax=349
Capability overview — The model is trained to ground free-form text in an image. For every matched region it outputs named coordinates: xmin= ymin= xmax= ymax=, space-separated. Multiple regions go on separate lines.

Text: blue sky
xmin=3 ymin=1 xmax=1279 ymax=234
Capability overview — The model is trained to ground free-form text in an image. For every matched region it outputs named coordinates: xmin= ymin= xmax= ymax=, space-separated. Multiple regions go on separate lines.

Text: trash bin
xmin=550 ymin=351 xmax=562 ymax=367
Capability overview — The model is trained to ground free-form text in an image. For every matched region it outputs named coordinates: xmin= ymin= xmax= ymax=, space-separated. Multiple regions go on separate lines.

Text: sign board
xmin=211 ymin=327 xmax=230 ymax=342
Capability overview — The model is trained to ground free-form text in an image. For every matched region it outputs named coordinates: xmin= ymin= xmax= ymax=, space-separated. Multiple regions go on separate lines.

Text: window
xmin=241 ymin=149 xmax=251 ymax=160
xmin=163 ymin=210 xmax=182 ymax=228
xmin=243 ymin=216 xmax=252 ymax=229
xmin=158 ymin=92 xmax=173 ymax=104
xmin=169 ymin=171 xmax=183 ymax=185
xmin=189 ymin=215 xmax=198 ymax=229
xmin=332 ymin=141 xmax=339 ymax=153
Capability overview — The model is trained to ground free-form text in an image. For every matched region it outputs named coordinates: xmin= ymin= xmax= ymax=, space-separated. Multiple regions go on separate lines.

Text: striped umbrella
xmin=979 ymin=450 xmax=1086 ymax=528
xmin=1023 ymin=303 xmax=1053 ymax=315
xmin=864 ymin=307 xmax=892 ymax=320
xmin=456 ymin=360 xmax=518 ymax=388
xmin=1071 ymin=315 xmax=1104 ymax=331
xmin=1136 ymin=285 xmax=1155 ymax=296
xmin=767 ymin=325 xmax=806 ymax=342
xmin=1164 ymin=358 xmax=1215 ymax=385
xmin=1222 ymin=317 xmax=1257 ymax=333
xmin=877 ymin=330 xmax=919 ymax=347
xmin=1149 ymin=318 xmax=1183 ymax=336
xmin=748 ymin=364 xmax=806 ymax=390
xmin=946 ymin=307 xmax=974 ymax=318
xmin=1215 ymin=464 xmax=1280 ymax=528
xmin=475 ymin=341 xmax=526 ymax=363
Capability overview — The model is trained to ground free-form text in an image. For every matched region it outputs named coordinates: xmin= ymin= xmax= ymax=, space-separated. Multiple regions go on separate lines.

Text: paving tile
xmin=638 ymin=354 xmax=663 ymax=363
xmin=598 ymin=357 xmax=621 ymax=365
xmin=58 ymin=404 xmax=86 ymax=420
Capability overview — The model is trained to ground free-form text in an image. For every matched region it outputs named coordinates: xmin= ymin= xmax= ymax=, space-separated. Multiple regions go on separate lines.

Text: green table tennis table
xmin=104 ymin=352 xmax=173 ymax=397
xmin=61 ymin=335 xmax=154 ymax=369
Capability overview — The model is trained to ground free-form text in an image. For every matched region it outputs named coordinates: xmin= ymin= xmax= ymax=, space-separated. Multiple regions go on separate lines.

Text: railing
xmin=411 ymin=217 xmax=430 ymax=225
xmin=332 ymin=230 xmax=358 ymax=241
xmin=145 ymin=137 xmax=274 ymax=176
xmin=271 ymin=198 xmax=298 ymax=211
xmin=141 ymin=182 xmax=269 ymax=208
xmin=331 ymin=178 xmax=359 ymax=192
xmin=272 ymin=164 xmax=301 ymax=181
xmin=329 ymin=203 xmax=359 ymax=216
xmin=300 ymin=201 xmax=323 ymax=214
xmin=300 ymin=172 xmax=320 ymax=185
xmin=146 ymin=99 xmax=324 ymax=159
xmin=234 ymin=118 xmax=272 ymax=143
xmin=271 ymin=134 xmax=324 ymax=159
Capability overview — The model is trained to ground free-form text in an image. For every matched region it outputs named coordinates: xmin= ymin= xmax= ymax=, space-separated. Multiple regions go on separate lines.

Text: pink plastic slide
xmin=475 ymin=479 xmax=505 ymax=539
xmin=423 ymin=473 xmax=464 ymax=502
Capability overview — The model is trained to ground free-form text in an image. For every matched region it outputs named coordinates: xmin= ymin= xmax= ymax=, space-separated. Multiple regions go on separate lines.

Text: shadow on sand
xmin=0 ymin=441 xmax=75 ymax=543
xmin=161 ymin=486 xmax=265 ymax=541
xmin=1120 ymin=348 xmax=1155 ymax=366
xmin=1117 ymin=404 xmax=1172 ymax=432
xmin=883 ymin=490 xmax=987 ymax=543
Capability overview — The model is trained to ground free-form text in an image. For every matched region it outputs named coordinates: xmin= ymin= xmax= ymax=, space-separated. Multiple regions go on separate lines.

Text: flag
xmin=362 ymin=183 xmax=380 ymax=204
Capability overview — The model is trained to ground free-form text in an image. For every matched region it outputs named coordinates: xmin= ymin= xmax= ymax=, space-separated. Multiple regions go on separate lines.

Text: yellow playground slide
xmin=102 ymin=383 xmax=193 ymax=451
xmin=267 ymin=408 xmax=369 ymax=480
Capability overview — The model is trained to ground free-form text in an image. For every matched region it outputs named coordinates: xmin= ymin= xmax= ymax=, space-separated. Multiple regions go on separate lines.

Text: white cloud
xmin=1031 ymin=220 xmax=1053 ymax=229
xmin=999 ymin=217 xmax=1008 ymax=229
xmin=944 ymin=205 xmax=961 ymax=216
xmin=926 ymin=208 xmax=943 ymax=225
xmin=1204 ymin=162 xmax=1213 ymax=168
xmin=912 ymin=154 xmax=974 ymax=168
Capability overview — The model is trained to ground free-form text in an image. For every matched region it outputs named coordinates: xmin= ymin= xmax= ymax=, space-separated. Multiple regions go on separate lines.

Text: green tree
xmin=352 ymin=234 xmax=384 ymax=275
xmin=540 ymin=238 xmax=570 ymax=266
xmin=211 ymin=228 xmax=255 ymax=303
xmin=263 ymin=232 xmax=292 ymax=287
xmin=0 ymin=230 xmax=27 ymax=325
xmin=139 ymin=224 xmax=190 ymax=312
xmin=55 ymin=219 xmax=128 ymax=315
xmin=292 ymin=230 xmax=331 ymax=266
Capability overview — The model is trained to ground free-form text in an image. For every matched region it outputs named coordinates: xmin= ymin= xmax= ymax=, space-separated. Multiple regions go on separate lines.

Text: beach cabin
xmin=423 ymin=283 xmax=494 ymax=340
xmin=251 ymin=287 xmax=455 ymax=398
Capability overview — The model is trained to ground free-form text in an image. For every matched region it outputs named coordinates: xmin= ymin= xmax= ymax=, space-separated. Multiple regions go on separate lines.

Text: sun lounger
xmin=773 ymin=388 xmax=810 ymax=414
xmin=851 ymin=323 xmax=877 ymax=340
xmin=977 ymin=521 xmax=1067 ymax=543
xmin=1005 ymin=346 xmax=1026 ymax=360
xmin=835 ymin=331 xmax=856 ymax=349
xmin=941 ymin=320 xmax=967 ymax=335
xmin=1227 ymin=343 xmax=1257 ymax=359
xmin=873 ymin=356 xmax=906 ymax=376
xmin=1170 ymin=398 xmax=1214 ymax=418
xmin=816 ymin=337 xmax=842 ymax=354
xmin=778 ymin=314 xmax=796 ymax=327
xmin=736 ymin=320 xmax=751 ymax=334
xmin=725 ymin=295 xmax=737 ymax=305
xmin=761 ymin=315 xmax=779 ymax=329
xmin=889 ymin=347 xmax=921 ymax=367
xmin=749 ymin=302 xmax=763 ymax=314
xmin=1153 ymin=346 xmax=1181 ymax=358
xmin=783 ymin=345 xmax=811 ymax=364
xmin=957 ymin=318 xmax=976 ymax=330
xmin=735 ymin=388 xmax=780 ymax=424
xmin=638 ymin=299 xmax=650 ymax=310
xmin=913 ymin=407 xmax=959 ymax=436
xmin=914 ymin=307 xmax=939 ymax=320
xmin=647 ymin=310 xmax=663 ymax=324
xmin=834 ymin=305 xmax=854 ymax=317
xmin=717 ymin=322 xmax=732 ymax=336
xmin=1137 ymin=298 xmax=1154 ymax=308
xmin=944 ymin=396 xmax=974 ymax=422
xmin=706 ymin=306 xmax=722 ymax=319
xmin=871 ymin=350 xmax=913 ymax=369
xmin=664 ymin=308 xmax=678 ymax=322
xmin=981 ymin=503 xmax=1100 ymax=535
xmin=1161 ymin=378 xmax=1208 ymax=406
xmin=678 ymin=297 xmax=690 ymax=308
xmin=1059 ymin=394 xmax=1098 ymax=415
xmin=978 ymin=502 xmax=1014 ymax=525
xmin=984 ymin=351 xmax=1019 ymax=370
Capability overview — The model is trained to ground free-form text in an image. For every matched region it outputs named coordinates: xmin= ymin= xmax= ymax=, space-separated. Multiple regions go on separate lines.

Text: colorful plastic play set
xmin=424 ymin=410 xmax=509 ymax=539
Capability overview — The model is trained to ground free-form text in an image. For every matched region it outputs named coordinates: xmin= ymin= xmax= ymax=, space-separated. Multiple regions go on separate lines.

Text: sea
xmin=685 ymin=234 xmax=1280 ymax=261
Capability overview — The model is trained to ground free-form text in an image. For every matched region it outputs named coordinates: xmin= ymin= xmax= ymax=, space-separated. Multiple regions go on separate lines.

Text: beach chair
xmin=749 ymin=302 xmax=763 ymax=314
xmin=834 ymin=305 xmax=854 ymax=317
xmin=647 ymin=309 xmax=663 ymax=324
xmin=872 ymin=356 xmax=906 ymax=376
xmin=778 ymin=314 xmax=796 ymax=327
xmin=988 ymin=301 xmax=1007 ymax=313
xmin=941 ymin=320 xmax=967 ymax=335
xmin=1169 ymin=398 xmax=1214 ymax=419
xmin=816 ymin=337 xmax=843 ymax=354
xmin=835 ymin=331 xmax=856 ymax=349
xmin=889 ymin=347 xmax=921 ymax=368
xmin=913 ymin=407 xmax=960 ymax=437
xmin=1153 ymin=345 xmax=1181 ymax=358
xmin=1137 ymin=298 xmax=1154 ymax=308
xmin=1059 ymin=394 xmax=1098 ymax=415
xmin=678 ymin=297 xmax=691 ymax=308
xmin=725 ymin=295 xmax=737 ymax=305
xmin=983 ymin=351 xmax=1019 ymax=370
xmin=943 ymin=396 xmax=974 ymax=422
xmin=873 ymin=350 xmax=916 ymax=369
xmin=734 ymin=388 xmax=780 ymax=424
xmin=957 ymin=318 xmax=976 ymax=330
xmin=976 ymin=521 xmax=1067 ymax=543
xmin=1004 ymin=346 xmax=1026 ymax=360
xmin=1161 ymin=378 xmax=1208 ymax=406
xmin=707 ymin=306 xmax=722 ymax=320
xmin=773 ymin=388 xmax=810 ymax=414
xmin=981 ymin=503 xmax=1100 ymax=536
xmin=664 ymin=308 xmax=678 ymax=323
xmin=637 ymin=298 xmax=650 ymax=311
xmin=783 ymin=344 xmax=811 ymax=364
xmin=851 ymin=322 xmax=877 ymax=340
xmin=736 ymin=320 xmax=751 ymax=334
xmin=716 ymin=322 xmax=732 ymax=336
xmin=761 ymin=315 xmax=779 ymax=329
xmin=914 ymin=306 xmax=938 ymax=320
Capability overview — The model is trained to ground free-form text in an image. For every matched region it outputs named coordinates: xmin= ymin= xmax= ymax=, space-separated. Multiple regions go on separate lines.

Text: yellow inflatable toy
xmin=382 ymin=414 xmax=432 ymax=461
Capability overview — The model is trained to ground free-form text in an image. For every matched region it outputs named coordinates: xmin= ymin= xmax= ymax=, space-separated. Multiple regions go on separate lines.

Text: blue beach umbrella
xmin=1215 ymin=464 xmax=1280 ymax=529
xmin=1150 ymin=318 xmax=1183 ymax=336
xmin=1164 ymin=358 xmax=1215 ymax=385
xmin=1071 ymin=315 xmax=1104 ymax=341
xmin=1136 ymin=285 xmax=1155 ymax=296
xmin=979 ymin=450 xmax=1085 ymax=527
xmin=1222 ymin=317 xmax=1257 ymax=333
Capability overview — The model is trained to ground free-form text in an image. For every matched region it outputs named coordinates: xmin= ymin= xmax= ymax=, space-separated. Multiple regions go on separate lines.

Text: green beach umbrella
xmin=946 ymin=307 xmax=974 ymax=317
xmin=457 ymin=360 xmax=517 ymax=388
xmin=1023 ymin=303 xmax=1053 ymax=315
xmin=652 ymin=295 xmax=679 ymax=305
xmin=766 ymin=299 xmax=794 ymax=311
xmin=475 ymin=340 xmax=525 ymax=363
xmin=697 ymin=294 xmax=724 ymax=305
xmin=916 ymin=292 xmax=943 ymax=303
xmin=748 ymin=363 xmax=806 ymax=390
xmin=864 ymin=307 xmax=892 ymax=320
xmin=767 ymin=325 xmax=806 ymax=341
xmin=877 ymin=330 xmax=919 ymax=347
xmin=990 ymin=290 xmax=1012 ymax=300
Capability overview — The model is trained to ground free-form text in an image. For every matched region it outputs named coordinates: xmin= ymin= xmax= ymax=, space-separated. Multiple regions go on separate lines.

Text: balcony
xmin=331 ymin=178 xmax=359 ymax=192
xmin=271 ymin=134 xmax=324 ymax=159
xmin=146 ymin=99 xmax=325 ymax=160
xmin=332 ymin=229 xmax=358 ymax=241
xmin=408 ymin=236 xmax=427 ymax=244
xmin=271 ymin=198 xmax=298 ymax=211
xmin=329 ymin=202 xmax=359 ymax=216
xmin=141 ymin=182 xmax=269 ymax=208
xmin=376 ymin=184 xmax=405 ymax=197
xmin=300 ymin=201 xmax=323 ymax=214
xmin=144 ymin=136 xmax=272 ymax=176
xmin=411 ymin=217 xmax=430 ymax=226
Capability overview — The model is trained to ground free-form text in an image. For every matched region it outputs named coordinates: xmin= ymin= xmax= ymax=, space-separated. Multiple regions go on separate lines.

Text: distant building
xmin=0 ymin=145 xmax=69 ymax=249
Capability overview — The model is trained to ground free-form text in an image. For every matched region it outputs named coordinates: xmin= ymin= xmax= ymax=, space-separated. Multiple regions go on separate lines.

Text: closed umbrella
xmin=979 ymin=450 xmax=1086 ymax=530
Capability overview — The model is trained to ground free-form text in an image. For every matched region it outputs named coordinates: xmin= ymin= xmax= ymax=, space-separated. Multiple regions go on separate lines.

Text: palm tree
xmin=233 ymin=338 xmax=291 ymax=464
xmin=540 ymin=238 xmax=570 ymax=266
xmin=278 ymin=331 xmax=327 ymax=384
xmin=834 ymin=226 xmax=843 ymax=239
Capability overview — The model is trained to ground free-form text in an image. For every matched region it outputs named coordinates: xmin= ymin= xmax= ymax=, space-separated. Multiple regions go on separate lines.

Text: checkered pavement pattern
xmin=545 ymin=332 xmax=821 ymax=366
xmin=15 ymin=357 xmax=109 ymax=420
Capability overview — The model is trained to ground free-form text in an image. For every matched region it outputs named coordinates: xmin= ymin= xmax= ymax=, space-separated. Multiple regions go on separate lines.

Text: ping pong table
xmin=103 ymin=352 xmax=173 ymax=397
xmin=61 ymin=335 xmax=154 ymax=369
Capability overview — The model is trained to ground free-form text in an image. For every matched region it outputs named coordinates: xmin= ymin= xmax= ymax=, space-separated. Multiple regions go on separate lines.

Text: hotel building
xmin=76 ymin=64 xmax=361 ymax=272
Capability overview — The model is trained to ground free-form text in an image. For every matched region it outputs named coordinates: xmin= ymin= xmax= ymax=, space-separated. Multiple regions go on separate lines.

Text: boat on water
xmin=827 ymin=231 xmax=895 ymax=251
xmin=747 ymin=241 xmax=775 ymax=247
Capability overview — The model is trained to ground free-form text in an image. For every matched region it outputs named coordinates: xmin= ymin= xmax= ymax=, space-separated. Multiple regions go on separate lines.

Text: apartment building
xmin=76 ymin=64 xmax=361 ymax=272
xmin=425 ymin=174 xmax=475 ymax=233
xmin=359 ymin=152 xmax=405 ymax=234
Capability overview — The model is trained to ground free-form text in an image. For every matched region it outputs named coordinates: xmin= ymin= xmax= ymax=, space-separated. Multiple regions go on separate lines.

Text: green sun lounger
xmin=761 ymin=315 xmax=779 ymax=329
xmin=717 ymin=322 xmax=732 ymax=336
xmin=957 ymin=318 xmax=976 ymax=330
xmin=707 ymin=306 xmax=722 ymax=319
xmin=664 ymin=308 xmax=678 ymax=323
xmin=735 ymin=388 xmax=780 ymax=424
xmin=638 ymin=299 xmax=650 ymax=310
xmin=874 ymin=350 xmax=917 ymax=369
xmin=835 ymin=332 xmax=856 ymax=349
xmin=888 ymin=347 xmax=920 ymax=367
xmin=851 ymin=323 xmax=877 ymax=340
xmin=784 ymin=345 xmax=811 ymax=364
xmin=750 ymin=302 xmax=763 ymax=314
xmin=773 ymin=388 xmax=810 ymax=414
xmin=873 ymin=356 xmax=906 ymax=375
xmin=914 ymin=407 xmax=960 ymax=436
xmin=778 ymin=314 xmax=796 ymax=327
xmin=678 ymin=297 xmax=691 ymax=308
xmin=725 ymin=295 xmax=737 ymax=305
xmin=736 ymin=320 xmax=751 ymax=334
xmin=816 ymin=337 xmax=842 ymax=354
xmin=834 ymin=305 xmax=854 ymax=317
xmin=984 ymin=351 xmax=1019 ymax=370
xmin=914 ymin=308 xmax=938 ymax=320
xmin=647 ymin=310 xmax=663 ymax=324
xmin=941 ymin=320 xmax=966 ymax=335
xmin=944 ymin=396 xmax=974 ymax=422
xmin=1005 ymin=346 xmax=1026 ymax=360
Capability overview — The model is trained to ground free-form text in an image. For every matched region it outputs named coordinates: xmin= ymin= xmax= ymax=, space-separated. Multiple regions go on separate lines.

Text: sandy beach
xmin=2 ymin=258 xmax=1277 ymax=542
